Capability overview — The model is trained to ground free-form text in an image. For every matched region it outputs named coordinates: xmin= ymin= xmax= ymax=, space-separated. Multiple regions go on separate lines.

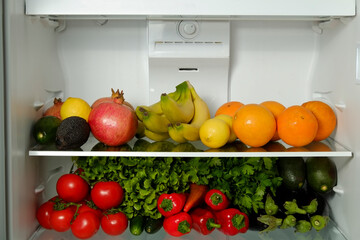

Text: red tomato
xmin=36 ymin=201 xmax=55 ymax=229
xmin=56 ymin=174 xmax=89 ymax=203
xmin=101 ymin=212 xmax=128 ymax=236
xmin=78 ymin=202 xmax=103 ymax=219
xmin=91 ymin=181 xmax=124 ymax=210
xmin=71 ymin=212 xmax=100 ymax=239
xmin=49 ymin=207 xmax=75 ymax=232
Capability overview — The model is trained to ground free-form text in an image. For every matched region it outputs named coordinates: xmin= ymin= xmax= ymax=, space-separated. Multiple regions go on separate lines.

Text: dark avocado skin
xmin=55 ymin=116 xmax=90 ymax=150
xmin=33 ymin=116 xmax=62 ymax=145
xmin=278 ymin=157 xmax=306 ymax=191
xmin=306 ymin=157 xmax=337 ymax=194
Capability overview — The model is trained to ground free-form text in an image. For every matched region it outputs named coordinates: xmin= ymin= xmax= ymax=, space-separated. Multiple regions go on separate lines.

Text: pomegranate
xmin=43 ymin=98 xmax=63 ymax=119
xmin=88 ymin=93 xmax=138 ymax=146
xmin=92 ymin=88 xmax=134 ymax=110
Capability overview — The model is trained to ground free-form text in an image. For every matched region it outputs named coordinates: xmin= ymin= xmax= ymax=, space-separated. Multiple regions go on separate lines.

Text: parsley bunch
xmin=73 ymin=156 xmax=281 ymax=218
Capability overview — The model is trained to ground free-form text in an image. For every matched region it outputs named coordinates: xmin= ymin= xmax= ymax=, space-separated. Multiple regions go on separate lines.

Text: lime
xmin=60 ymin=97 xmax=92 ymax=121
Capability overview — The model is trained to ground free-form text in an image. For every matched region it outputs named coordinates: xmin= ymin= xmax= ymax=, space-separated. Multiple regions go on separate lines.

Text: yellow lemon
xmin=199 ymin=118 xmax=230 ymax=149
xmin=60 ymin=97 xmax=92 ymax=121
xmin=214 ymin=114 xmax=237 ymax=143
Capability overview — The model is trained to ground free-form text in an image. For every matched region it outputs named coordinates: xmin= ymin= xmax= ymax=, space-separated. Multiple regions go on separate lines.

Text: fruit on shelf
xmin=233 ymin=104 xmax=276 ymax=148
xmin=33 ymin=116 xmax=62 ymax=145
xmin=160 ymin=81 xmax=194 ymax=124
xmin=91 ymin=88 xmax=134 ymax=110
xmin=60 ymin=97 xmax=92 ymax=122
xmin=301 ymin=100 xmax=337 ymax=141
xmin=88 ymin=91 xmax=138 ymax=146
xmin=55 ymin=116 xmax=90 ymax=150
xmin=277 ymin=105 xmax=318 ymax=147
xmin=43 ymin=98 xmax=63 ymax=120
xmin=215 ymin=101 xmax=244 ymax=118
xmin=199 ymin=118 xmax=231 ymax=149
xmin=260 ymin=100 xmax=286 ymax=141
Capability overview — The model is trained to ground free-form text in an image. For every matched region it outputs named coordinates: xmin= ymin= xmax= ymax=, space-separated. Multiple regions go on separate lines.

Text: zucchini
xmin=144 ymin=217 xmax=163 ymax=234
xmin=130 ymin=215 xmax=145 ymax=236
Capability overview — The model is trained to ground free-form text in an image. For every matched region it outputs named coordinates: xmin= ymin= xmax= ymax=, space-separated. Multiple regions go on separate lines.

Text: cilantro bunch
xmin=73 ymin=156 xmax=281 ymax=218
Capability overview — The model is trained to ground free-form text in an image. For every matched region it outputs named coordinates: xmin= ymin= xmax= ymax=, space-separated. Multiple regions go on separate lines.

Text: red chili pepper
xmin=183 ymin=183 xmax=208 ymax=212
xmin=157 ymin=193 xmax=186 ymax=217
xmin=190 ymin=208 xmax=221 ymax=235
xmin=163 ymin=212 xmax=192 ymax=237
xmin=205 ymin=189 xmax=230 ymax=211
xmin=214 ymin=208 xmax=249 ymax=235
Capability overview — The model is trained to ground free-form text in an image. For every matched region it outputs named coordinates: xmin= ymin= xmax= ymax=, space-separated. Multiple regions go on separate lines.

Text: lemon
xmin=60 ymin=97 xmax=92 ymax=121
xmin=214 ymin=114 xmax=237 ymax=143
xmin=199 ymin=118 xmax=230 ymax=149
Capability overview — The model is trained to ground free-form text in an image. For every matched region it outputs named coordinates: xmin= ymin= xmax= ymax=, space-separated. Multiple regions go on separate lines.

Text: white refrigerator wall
xmin=5 ymin=0 xmax=360 ymax=240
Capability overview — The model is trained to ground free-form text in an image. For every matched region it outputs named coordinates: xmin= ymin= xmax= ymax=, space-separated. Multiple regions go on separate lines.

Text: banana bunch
xmin=135 ymin=81 xmax=210 ymax=142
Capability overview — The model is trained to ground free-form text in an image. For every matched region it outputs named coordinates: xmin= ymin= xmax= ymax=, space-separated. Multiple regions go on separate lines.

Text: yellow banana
xmin=144 ymin=128 xmax=170 ymax=141
xmin=161 ymin=82 xmax=195 ymax=123
xmin=174 ymin=123 xmax=200 ymax=141
xmin=187 ymin=81 xmax=211 ymax=128
xmin=168 ymin=123 xmax=187 ymax=143
xmin=135 ymin=120 xmax=145 ymax=139
xmin=137 ymin=107 xmax=170 ymax=133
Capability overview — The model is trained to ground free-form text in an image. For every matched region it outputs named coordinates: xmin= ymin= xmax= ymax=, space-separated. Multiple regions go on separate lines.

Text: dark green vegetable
xmin=257 ymin=215 xmax=282 ymax=233
xmin=33 ymin=116 xmax=61 ymax=145
xmin=277 ymin=157 xmax=306 ymax=191
xmin=265 ymin=194 xmax=278 ymax=216
xmin=280 ymin=215 xmax=296 ymax=229
xmin=144 ymin=217 xmax=163 ymax=234
xmin=295 ymin=220 xmax=312 ymax=233
xmin=310 ymin=215 xmax=329 ymax=231
xmin=130 ymin=215 xmax=145 ymax=235
xmin=283 ymin=200 xmax=307 ymax=215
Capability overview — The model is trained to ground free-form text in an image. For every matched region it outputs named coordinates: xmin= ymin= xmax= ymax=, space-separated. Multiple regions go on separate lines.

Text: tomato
xmin=56 ymin=173 xmax=89 ymax=203
xmin=36 ymin=201 xmax=55 ymax=229
xmin=78 ymin=202 xmax=103 ymax=219
xmin=91 ymin=181 xmax=124 ymax=210
xmin=49 ymin=207 xmax=75 ymax=232
xmin=101 ymin=212 xmax=128 ymax=236
xmin=71 ymin=212 xmax=100 ymax=239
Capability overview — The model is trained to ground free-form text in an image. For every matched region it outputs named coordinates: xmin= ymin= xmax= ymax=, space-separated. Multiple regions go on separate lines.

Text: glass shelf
xmin=32 ymin=218 xmax=348 ymax=240
xmin=29 ymin=135 xmax=352 ymax=158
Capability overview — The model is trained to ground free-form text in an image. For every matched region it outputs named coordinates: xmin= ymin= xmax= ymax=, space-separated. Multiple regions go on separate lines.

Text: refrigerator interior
xmin=4 ymin=0 xmax=360 ymax=239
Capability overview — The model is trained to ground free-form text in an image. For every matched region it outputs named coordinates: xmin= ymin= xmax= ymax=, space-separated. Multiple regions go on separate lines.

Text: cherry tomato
xmin=71 ymin=212 xmax=100 ymax=239
xmin=91 ymin=181 xmax=124 ymax=210
xmin=49 ymin=207 xmax=75 ymax=232
xmin=101 ymin=212 xmax=128 ymax=236
xmin=78 ymin=202 xmax=103 ymax=219
xmin=36 ymin=201 xmax=55 ymax=229
xmin=56 ymin=173 xmax=89 ymax=203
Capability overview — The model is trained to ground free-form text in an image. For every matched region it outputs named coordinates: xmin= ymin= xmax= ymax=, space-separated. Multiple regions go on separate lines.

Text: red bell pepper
xmin=214 ymin=208 xmax=249 ymax=235
xmin=191 ymin=208 xmax=221 ymax=235
xmin=205 ymin=189 xmax=230 ymax=211
xmin=163 ymin=212 xmax=192 ymax=237
xmin=157 ymin=193 xmax=186 ymax=217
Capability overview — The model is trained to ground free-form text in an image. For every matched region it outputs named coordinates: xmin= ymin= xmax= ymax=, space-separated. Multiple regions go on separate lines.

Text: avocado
xmin=55 ymin=116 xmax=90 ymax=150
xmin=277 ymin=157 xmax=306 ymax=191
xmin=306 ymin=157 xmax=337 ymax=194
xmin=33 ymin=116 xmax=62 ymax=145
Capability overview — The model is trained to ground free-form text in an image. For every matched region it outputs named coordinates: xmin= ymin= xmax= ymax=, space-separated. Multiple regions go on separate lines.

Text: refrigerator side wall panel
xmin=4 ymin=0 xmax=65 ymax=239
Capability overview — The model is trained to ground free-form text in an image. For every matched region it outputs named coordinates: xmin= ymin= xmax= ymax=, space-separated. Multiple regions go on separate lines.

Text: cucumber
xmin=144 ymin=217 xmax=163 ymax=234
xmin=130 ymin=215 xmax=145 ymax=236
xmin=277 ymin=157 xmax=306 ymax=191
xmin=306 ymin=157 xmax=337 ymax=194
xmin=33 ymin=116 xmax=62 ymax=145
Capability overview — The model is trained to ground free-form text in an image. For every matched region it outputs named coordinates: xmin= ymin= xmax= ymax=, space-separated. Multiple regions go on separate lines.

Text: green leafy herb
xmin=73 ymin=156 xmax=281 ymax=218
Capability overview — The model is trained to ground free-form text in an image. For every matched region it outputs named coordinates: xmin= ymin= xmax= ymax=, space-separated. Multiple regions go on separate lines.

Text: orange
xmin=260 ymin=101 xmax=286 ymax=141
xmin=301 ymin=101 xmax=337 ymax=141
xmin=305 ymin=141 xmax=332 ymax=152
xmin=233 ymin=104 xmax=276 ymax=147
xmin=215 ymin=101 xmax=244 ymax=117
xmin=277 ymin=105 xmax=318 ymax=147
